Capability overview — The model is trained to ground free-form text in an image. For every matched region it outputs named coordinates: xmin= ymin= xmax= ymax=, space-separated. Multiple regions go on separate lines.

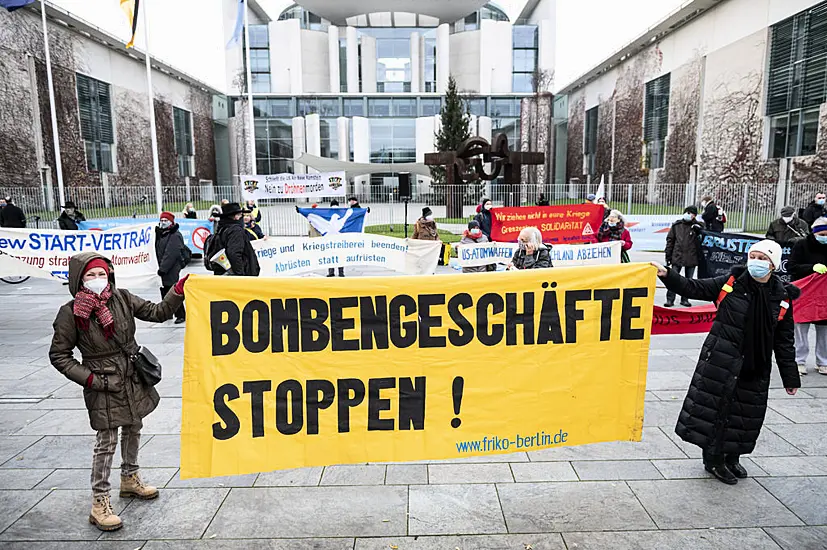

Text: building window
xmin=246 ymin=25 xmax=270 ymax=93
xmin=424 ymin=34 xmax=437 ymax=92
xmin=466 ymin=97 xmax=487 ymax=116
xmin=253 ymin=98 xmax=295 ymax=118
xmin=255 ymin=118 xmax=294 ymax=175
xmin=339 ymin=38 xmax=347 ymax=92
xmin=512 ymin=25 xmax=538 ymax=93
xmin=766 ymin=2 xmax=827 ymax=157
xmin=298 ymin=98 xmax=341 ymax=117
xmin=644 ymin=73 xmax=670 ymax=169
xmin=420 ymin=98 xmax=441 ymax=117
xmin=490 ymin=98 xmax=521 ymax=118
xmin=584 ymin=106 xmax=598 ymax=176
xmin=76 ymin=73 xmax=114 ymax=173
xmin=368 ymin=97 xmax=417 ymax=117
xmin=361 ymin=28 xmax=412 ymax=93
xmin=173 ymin=107 xmax=194 ymax=177
xmin=343 ymin=98 xmax=365 ymax=117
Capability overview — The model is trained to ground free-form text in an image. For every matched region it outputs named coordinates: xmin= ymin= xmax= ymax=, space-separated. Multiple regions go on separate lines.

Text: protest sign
xmin=296 ymin=207 xmax=367 ymax=235
xmin=252 ymin=234 xmax=442 ymax=276
xmin=792 ymin=273 xmax=827 ymax=324
xmin=698 ymin=230 xmax=794 ymax=282
xmin=623 ymin=215 xmax=676 ymax=251
xmin=79 ymin=218 xmax=212 ymax=254
xmin=0 ymin=224 xmax=158 ymax=286
xmin=490 ymin=204 xmax=604 ymax=243
xmin=455 ymin=241 xmax=621 ymax=268
xmin=241 ymin=172 xmax=347 ymax=201
xmin=180 ymin=263 xmax=655 ymax=477
xmin=651 ymin=304 xmax=716 ymax=335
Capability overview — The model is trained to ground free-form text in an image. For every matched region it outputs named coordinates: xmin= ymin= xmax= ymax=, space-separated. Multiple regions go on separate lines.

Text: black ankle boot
xmin=705 ymin=463 xmax=738 ymax=485
xmin=726 ymin=461 xmax=748 ymax=479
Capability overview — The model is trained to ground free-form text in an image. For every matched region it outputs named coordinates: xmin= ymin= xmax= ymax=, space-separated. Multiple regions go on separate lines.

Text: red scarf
xmin=73 ymin=285 xmax=116 ymax=340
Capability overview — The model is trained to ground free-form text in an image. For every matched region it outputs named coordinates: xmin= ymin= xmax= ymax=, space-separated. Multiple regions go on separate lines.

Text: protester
xmin=155 ymin=212 xmax=188 ymax=325
xmin=586 ymin=193 xmax=596 ymax=204
xmin=182 ymin=203 xmax=197 ymax=219
xmin=596 ymin=197 xmax=610 ymax=220
xmin=474 ymin=198 xmax=494 ymax=240
xmin=597 ymin=209 xmax=633 ymax=263
xmin=766 ymin=205 xmax=809 ymax=243
xmin=701 ymin=195 xmax=725 ymax=232
xmin=58 ymin=201 xmax=86 ymax=231
xmin=788 ymin=216 xmax=827 ymax=375
xmin=651 ymin=240 xmax=800 ymax=485
xmin=508 ymin=227 xmax=552 ymax=270
xmin=537 ymin=193 xmax=550 ymax=206
xmin=0 ymin=196 xmax=26 ymax=228
xmin=348 ymin=196 xmax=361 ymax=209
xmin=208 ymin=204 xmax=222 ymax=233
xmin=325 ymin=200 xmax=345 ymax=277
xmin=48 ymin=253 xmax=187 ymax=531
xmin=460 ymin=220 xmax=494 ymax=273
xmin=213 ymin=203 xmax=260 ymax=277
xmin=802 ymin=191 xmax=827 ymax=226
xmin=413 ymin=207 xmax=438 ymax=240
xmin=244 ymin=210 xmax=265 ymax=241
xmin=0 ymin=197 xmax=5 ymax=209
xmin=245 ymin=199 xmax=261 ymax=223
xmin=664 ymin=206 xmax=704 ymax=307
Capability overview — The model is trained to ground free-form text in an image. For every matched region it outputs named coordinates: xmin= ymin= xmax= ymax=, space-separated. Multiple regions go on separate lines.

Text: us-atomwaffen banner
xmin=455 ymin=241 xmax=621 ymax=268
xmin=180 ymin=264 xmax=655 ymax=478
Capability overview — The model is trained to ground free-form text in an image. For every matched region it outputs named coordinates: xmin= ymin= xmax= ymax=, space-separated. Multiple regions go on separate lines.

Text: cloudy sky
xmin=48 ymin=0 xmax=685 ymax=92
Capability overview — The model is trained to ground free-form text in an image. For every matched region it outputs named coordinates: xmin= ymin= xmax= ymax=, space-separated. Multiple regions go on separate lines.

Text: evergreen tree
xmin=431 ymin=76 xmax=470 ymax=218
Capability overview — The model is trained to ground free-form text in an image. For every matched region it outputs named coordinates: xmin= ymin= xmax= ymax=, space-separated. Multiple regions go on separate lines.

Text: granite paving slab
xmin=319 ymin=465 xmax=386 ymax=486
xmin=764 ymin=526 xmax=827 ymax=550
xmin=562 ymin=528 xmax=785 ymax=549
xmin=427 ymin=463 xmax=514 ymax=484
xmin=109 ymin=488 xmax=230 ymax=540
xmin=355 ymin=533 xmax=566 ymax=549
xmin=757 ymin=477 xmax=827 ymax=525
xmin=1 ymin=436 xmax=96 ymax=469
xmin=408 ymin=484 xmax=507 ymax=535
xmin=384 ymin=464 xmax=428 ymax=485
xmin=571 ymin=459 xmax=664 ymax=480
xmin=253 ymin=467 xmax=323 ymax=487
xmin=510 ymin=461 xmax=579 ymax=482
xmin=33 ymin=467 xmax=178 ymax=490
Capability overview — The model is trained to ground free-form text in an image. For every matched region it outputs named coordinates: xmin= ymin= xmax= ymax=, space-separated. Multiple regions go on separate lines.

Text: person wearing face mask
xmin=49 ymin=253 xmax=188 ymax=531
xmin=243 ymin=210 xmax=265 ymax=241
xmin=413 ymin=207 xmax=439 ymax=241
xmin=460 ymin=220 xmax=494 ymax=273
xmin=245 ymin=200 xmax=261 ymax=223
xmin=508 ymin=227 xmax=552 ymax=270
xmin=474 ymin=198 xmax=494 ymax=240
xmin=788 ymin=216 xmax=827 ymax=375
xmin=595 ymin=197 xmax=611 ymax=220
xmin=766 ymin=206 xmax=809 ymax=243
xmin=58 ymin=201 xmax=86 ymax=231
xmin=214 ymin=203 xmax=261 ymax=277
xmin=597 ymin=209 xmax=633 ymax=262
xmin=664 ymin=206 xmax=704 ymax=307
xmin=208 ymin=204 xmax=222 ymax=233
xmin=650 ymin=240 xmax=800 ymax=485
xmin=181 ymin=203 xmax=197 ymax=219
xmin=154 ymin=212 xmax=188 ymax=324
xmin=802 ymin=192 xmax=827 ymax=226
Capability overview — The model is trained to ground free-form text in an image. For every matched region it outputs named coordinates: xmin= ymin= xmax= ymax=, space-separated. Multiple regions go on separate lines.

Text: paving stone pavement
xmin=0 ymin=256 xmax=825 ymax=549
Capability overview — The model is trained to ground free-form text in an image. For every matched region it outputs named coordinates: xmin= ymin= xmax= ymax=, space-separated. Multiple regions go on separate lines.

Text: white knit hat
xmin=748 ymin=239 xmax=783 ymax=271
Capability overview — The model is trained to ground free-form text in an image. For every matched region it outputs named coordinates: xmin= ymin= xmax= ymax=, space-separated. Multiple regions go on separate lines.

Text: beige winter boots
xmin=119 ymin=473 xmax=159 ymax=499
xmin=89 ymin=494 xmax=122 ymax=531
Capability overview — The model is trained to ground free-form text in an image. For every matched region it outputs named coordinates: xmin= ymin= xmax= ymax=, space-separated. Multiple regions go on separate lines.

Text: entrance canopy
xmin=295 ymin=153 xmax=432 ymax=179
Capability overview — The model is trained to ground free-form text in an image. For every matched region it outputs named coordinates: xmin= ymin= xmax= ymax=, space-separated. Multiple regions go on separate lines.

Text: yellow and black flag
xmin=120 ymin=0 xmax=139 ymax=48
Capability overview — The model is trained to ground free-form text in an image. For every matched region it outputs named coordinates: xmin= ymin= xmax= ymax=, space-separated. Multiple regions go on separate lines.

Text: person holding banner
xmin=508 ymin=227 xmax=552 ymax=270
xmin=459 ymin=220 xmax=494 ymax=273
xmin=664 ymin=206 xmax=704 ymax=307
xmin=597 ymin=210 xmax=633 ymax=263
xmin=788 ymin=216 xmax=827 ymax=375
xmin=652 ymin=240 xmax=801 ymax=485
xmin=48 ymin=253 xmax=188 ymax=531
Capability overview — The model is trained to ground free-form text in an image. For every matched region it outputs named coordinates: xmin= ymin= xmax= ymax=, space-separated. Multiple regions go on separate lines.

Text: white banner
xmin=252 ymin=234 xmax=442 ymax=276
xmin=624 ymin=215 xmax=676 ymax=251
xmin=0 ymin=225 xmax=159 ymax=287
xmin=241 ymin=171 xmax=347 ymax=200
xmin=455 ymin=241 xmax=622 ymax=268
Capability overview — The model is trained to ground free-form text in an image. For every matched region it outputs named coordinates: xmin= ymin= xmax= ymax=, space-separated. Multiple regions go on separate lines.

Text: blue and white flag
xmin=297 ymin=208 xmax=367 ymax=235
xmin=0 ymin=0 xmax=35 ymax=11
xmin=226 ymin=0 xmax=244 ymax=49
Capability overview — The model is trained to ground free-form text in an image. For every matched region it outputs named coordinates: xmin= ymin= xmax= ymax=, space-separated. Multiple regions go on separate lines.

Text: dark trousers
xmin=328 ymin=267 xmax=345 ymax=277
xmin=666 ymin=265 xmax=696 ymax=303
xmin=702 ymin=449 xmax=740 ymax=466
xmin=160 ymin=286 xmax=186 ymax=320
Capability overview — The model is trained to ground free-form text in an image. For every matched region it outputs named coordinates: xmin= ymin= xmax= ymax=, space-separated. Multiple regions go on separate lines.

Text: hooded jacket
xmin=661 ymin=266 xmax=800 ymax=455
xmin=155 ymin=223 xmax=187 ymax=286
xmin=49 ymin=252 xmax=184 ymax=430
xmin=665 ymin=218 xmax=704 ymax=267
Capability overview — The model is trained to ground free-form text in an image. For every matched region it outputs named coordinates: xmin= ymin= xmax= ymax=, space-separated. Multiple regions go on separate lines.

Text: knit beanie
xmin=747 ymin=240 xmax=782 ymax=271
xmin=84 ymin=258 xmax=110 ymax=276
xmin=812 ymin=216 xmax=827 ymax=234
xmin=160 ymin=211 xmax=175 ymax=223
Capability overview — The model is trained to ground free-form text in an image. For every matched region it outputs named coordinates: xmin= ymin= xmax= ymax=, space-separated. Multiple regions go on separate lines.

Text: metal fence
xmin=1 ymin=181 xmax=824 ymax=238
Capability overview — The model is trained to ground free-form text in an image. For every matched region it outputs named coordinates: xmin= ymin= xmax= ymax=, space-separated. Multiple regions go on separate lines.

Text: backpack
xmin=203 ymin=228 xmax=223 ymax=271
xmin=181 ymin=246 xmax=192 ymax=267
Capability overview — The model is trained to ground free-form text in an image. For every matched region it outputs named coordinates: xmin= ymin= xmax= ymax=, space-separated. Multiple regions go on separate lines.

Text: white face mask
xmin=159 ymin=220 xmax=172 ymax=229
xmin=782 ymin=216 xmax=793 ymax=224
xmin=425 ymin=215 xmax=434 ymax=221
xmin=484 ymin=203 xmax=492 ymax=211
xmin=83 ymin=278 xmax=108 ymax=295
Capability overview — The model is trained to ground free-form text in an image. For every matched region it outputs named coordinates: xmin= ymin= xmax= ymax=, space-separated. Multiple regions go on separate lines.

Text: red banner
xmin=651 ymin=304 xmax=716 ymax=335
xmin=490 ymin=204 xmax=605 ymax=243
xmin=792 ymin=273 xmax=827 ymax=324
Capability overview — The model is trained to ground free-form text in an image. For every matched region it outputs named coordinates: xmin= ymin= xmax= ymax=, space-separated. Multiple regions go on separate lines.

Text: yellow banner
xmin=181 ymin=264 xmax=655 ymax=478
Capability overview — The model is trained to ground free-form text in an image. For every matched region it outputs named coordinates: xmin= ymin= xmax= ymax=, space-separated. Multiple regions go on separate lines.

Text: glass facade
xmin=277 ymin=4 xmax=329 ymax=31
xmin=452 ymin=3 xmax=509 ymax=33
xmin=247 ymin=25 xmax=271 ymax=93
xmin=512 ymin=26 xmax=539 ymax=93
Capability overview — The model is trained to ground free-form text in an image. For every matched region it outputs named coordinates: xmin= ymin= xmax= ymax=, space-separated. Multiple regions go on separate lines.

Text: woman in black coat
xmin=651 ymin=239 xmax=800 ymax=485
xmin=474 ymin=198 xmax=493 ymax=240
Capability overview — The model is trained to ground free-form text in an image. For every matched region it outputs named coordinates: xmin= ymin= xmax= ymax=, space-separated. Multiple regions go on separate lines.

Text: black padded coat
xmin=661 ymin=266 xmax=800 ymax=455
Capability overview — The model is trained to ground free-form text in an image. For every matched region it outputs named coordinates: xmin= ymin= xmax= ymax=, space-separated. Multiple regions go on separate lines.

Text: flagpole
xmin=40 ymin=0 xmax=65 ymax=209
xmin=242 ymin=0 xmax=256 ymax=175
xmin=141 ymin=0 xmax=163 ymax=214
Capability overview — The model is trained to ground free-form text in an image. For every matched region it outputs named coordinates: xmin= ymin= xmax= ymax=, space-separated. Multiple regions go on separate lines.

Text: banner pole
xmin=40 ymin=0 xmax=66 ymax=209
xmin=141 ymin=0 xmax=164 ymax=215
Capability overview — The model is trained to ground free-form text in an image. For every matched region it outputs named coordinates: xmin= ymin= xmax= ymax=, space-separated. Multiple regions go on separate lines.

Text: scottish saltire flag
xmin=297 ymin=208 xmax=367 ymax=235
xmin=0 ymin=0 xmax=35 ymax=11
xmin=226 ymin=0 xmax=244 ymax=49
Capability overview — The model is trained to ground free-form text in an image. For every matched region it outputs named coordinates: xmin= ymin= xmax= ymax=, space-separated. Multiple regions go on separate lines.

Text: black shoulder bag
xmin=115 ymin=335 xmax=162 ymax=387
